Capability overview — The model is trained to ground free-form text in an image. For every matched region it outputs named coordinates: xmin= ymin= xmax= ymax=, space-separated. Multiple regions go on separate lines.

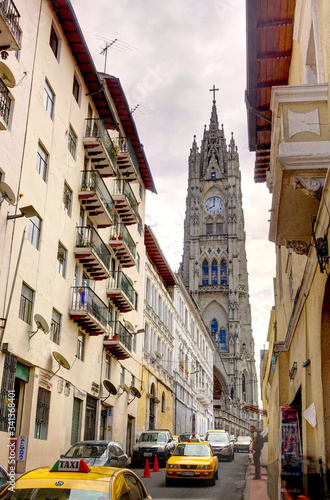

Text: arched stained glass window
xmin=202 ymin=259 xmax=209 ymax=285
xmin=219 ymin=328 xmax=227 ymax=351
xmin=211 ymin=319 xmax=218 ymax=339
xmin=211 ymin=259 xmax=218 ymax=285
xmin=220 ymin=259 xmax=227 ymax=284
xmin=242 ymin=374 xmax=246 ymax=401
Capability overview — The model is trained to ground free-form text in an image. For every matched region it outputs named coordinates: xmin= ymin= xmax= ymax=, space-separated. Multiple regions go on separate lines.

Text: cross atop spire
xmin=209 ymin=85 xmax=219 ymax=102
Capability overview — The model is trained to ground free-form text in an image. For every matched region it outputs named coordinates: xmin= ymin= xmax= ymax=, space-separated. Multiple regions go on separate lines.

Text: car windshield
xmin=238 ymin=437 xmax=250 ymax=442
xmin=178 ymin=434 xmax=191 ymax=442
xmin=205 ymin=433 xmax=228 ymax=442
xmin=139 ymin=432 xmax=166 ymax=443
xmin=173 ymin=444 xmax=211 ymax=457
xmin=65 ymin=443 xmax=107 ymax=458
xmin=1 ymin=489 xmax=108 ymax=499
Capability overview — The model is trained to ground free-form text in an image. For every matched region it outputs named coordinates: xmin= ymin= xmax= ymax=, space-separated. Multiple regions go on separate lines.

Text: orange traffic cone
xmin=143 ymin=458 xmax=152 ymax=478
xmin=153 ymin=454 xmax=160 ymax=472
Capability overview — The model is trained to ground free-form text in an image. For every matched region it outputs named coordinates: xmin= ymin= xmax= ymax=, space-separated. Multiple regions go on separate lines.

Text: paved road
xmin=132 ymin=452 xmax=249 ymax=499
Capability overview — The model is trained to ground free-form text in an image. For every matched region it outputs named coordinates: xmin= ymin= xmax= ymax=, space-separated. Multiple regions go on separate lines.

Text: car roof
xmin=70 ymin=440 xmax=119 ymax=445
xmin=16 ymin=465 xmax=119 ymax=483
xmin=206 ymin=429 xmax=227 ymax=433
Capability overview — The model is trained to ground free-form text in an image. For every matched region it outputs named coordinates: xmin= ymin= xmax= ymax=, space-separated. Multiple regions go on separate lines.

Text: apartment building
xmin=0 ymin=0 xmax=155 ymax=472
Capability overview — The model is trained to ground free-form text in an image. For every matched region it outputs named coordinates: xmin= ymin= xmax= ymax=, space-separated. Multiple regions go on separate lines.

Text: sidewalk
xmin=245 ymin=465 xmax=269 ymax=500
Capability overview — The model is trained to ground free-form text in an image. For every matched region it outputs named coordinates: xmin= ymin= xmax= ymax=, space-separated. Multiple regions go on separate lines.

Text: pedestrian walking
xmin=250 ymin=425 xmax=263 ymax=479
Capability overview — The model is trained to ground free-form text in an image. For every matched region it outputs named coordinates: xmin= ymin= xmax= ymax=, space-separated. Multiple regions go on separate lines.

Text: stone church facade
xmin=180 ymin=96 xmax=258 ymax=432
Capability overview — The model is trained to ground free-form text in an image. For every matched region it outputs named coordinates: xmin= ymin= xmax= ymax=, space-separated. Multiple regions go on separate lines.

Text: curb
xmin=244 ymin=464 xmax=252 ymax=500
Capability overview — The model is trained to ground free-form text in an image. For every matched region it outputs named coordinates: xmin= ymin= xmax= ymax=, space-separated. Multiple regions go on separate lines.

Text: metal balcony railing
xmin=113 ymin=179 xmax=139 ymax=216
xmin=81 ymin=170 xmax=116 ymax=222
xmin=71 ymin=286 xmax=108 ymax=328
xmin=0 ymin=77 xmax=10 ymax=125
xmin=112 ymin=136 xmax=139 ymax=175
xmin=110 ymin=223 xmax=136 ymax=259
xmin=76 ymin=226 xmax=111 ymax=271
xmin=85 ymin=118 xmax=117 ymax=165
xmin=108 ymin=271 xmax=135 ymax=305
xmin=0 ymin=0 xmax=22 ymax=46
xmin=111 ymin=320 xmax=133 ymax=351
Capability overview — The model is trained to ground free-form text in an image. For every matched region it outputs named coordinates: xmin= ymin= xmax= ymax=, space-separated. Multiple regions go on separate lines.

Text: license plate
xmin=182 ymin=471 xmax=195 ymax=476
xmin=144 ymin=453 xmax=152 ymax=457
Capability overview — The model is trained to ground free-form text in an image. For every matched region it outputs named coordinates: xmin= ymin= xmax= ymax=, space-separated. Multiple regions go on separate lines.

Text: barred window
xmin=206 ymin=223 xmax=213 ymax=235
xmin=105 ymin=354 xmax=111 ymax=379
xmin=49 ymin=26 xmax=59 ymax=59
xmin=73 ymin=76 xmax=80 ymax=103
xmin=43 ymin=79 xmax=55 ymax=119
xmin=34 ymin=387 xmax=50 ymax=440
xmin=68 ymin=125 xmax=77 ymax=159
xmin=27 ymin=216 xmax=42 ymax=250
xmin=63 ymin=182 xmax=72 ymax=216
xmin=19 ymin=283 xmax=34 ymax=324
xmin=0 ymin=354 xmax=17 ymax=432
xmin=56 ymin=242 xmax=67 ymax=278
xmin=36 ymin=143 xmax=48 ymax=182
xmin=77 ymin=331 xmax=85 ymax=361
xmin=50 ymin=308 xmax=61 ymax=345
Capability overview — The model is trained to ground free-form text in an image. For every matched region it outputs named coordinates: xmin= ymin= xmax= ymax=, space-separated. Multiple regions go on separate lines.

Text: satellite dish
xmin=146 ymin=392 xmax=153 ymax=399
xmin=130 ymin=386 xmax=141 ymax=399
xmin=154 ymin=351 xmax=163 ymax=360
xmin=153 ymin=397 xmax=160 ymax=404
xmin=127 ymin=386 xmax=141 ymax=406
xmin=34 ymin=314 xmax=49 ymax=334
xmin=0 ymin=182 xmax=16 ymax=206
xmin=0 ymin=62 xmax=16 ymax=87
xmin=102 ymin=379 xmax=117 ymax=400
xmin=49 ymin=351 xmax=71 ymax=380
xmin=120 ymin=382 xmax=130 ymax=393
xmin=28 ymin=313 xmax=49 ymax=340
xmin=53 ymin=351 xmax=71 ymax=370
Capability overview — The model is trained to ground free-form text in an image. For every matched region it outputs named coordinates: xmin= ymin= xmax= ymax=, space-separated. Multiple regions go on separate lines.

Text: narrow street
xmin=132 ymin=453 xmax=249 ymax=499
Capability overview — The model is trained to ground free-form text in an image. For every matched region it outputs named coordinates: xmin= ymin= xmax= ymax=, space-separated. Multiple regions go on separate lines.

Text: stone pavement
xmin=245 ymin=465 xmax=269 ymax=500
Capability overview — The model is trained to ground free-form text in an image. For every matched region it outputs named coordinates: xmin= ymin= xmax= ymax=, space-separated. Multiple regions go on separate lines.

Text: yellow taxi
xmin=165 ymin=441 xmax=218 ymax=486
xmin=0 ymin=458 xmax=152 ymax=499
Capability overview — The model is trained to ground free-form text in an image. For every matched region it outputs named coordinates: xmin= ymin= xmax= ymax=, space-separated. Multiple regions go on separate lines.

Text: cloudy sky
xmin=71 ymin=0 xmax=276 ymax=380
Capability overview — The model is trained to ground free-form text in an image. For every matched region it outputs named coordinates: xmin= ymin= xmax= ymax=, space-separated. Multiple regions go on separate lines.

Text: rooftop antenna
xmin=97 ymin=36 xmax=137 ymax=73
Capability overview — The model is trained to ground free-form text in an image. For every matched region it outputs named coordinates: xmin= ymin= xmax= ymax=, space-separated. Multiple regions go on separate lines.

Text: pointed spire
xmin=229 ymin=132 xmax=236 ymax=154
xmin=210 ymin=100 xmax=219 ymax=129
xmin=190 ymin=134 xmax=198 ymax=154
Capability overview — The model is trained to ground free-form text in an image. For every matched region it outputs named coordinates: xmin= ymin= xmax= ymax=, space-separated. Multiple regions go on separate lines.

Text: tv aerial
xmin=50 ymin=351 xmax=71 ymax=379
xmin=0 ymin=182 xmax=16 ymax=207
xmin=29 ymin=314 xmax=49 ymax=340
xmin=102 ymin=379 xmax=117 ymax=402
xmin=128 ymin=386 xmax=141 ymax=405
xmin=0 ymin=62 xmax=16 ymax=87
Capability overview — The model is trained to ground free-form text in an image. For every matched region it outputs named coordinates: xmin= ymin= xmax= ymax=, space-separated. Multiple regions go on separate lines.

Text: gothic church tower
xmin=180 ymin=92 xmax=258 ymax=426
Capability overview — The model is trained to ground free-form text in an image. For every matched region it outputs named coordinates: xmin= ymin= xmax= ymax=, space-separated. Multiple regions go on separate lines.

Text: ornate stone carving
xmin=294 ymin=177 xmax=324 ymax=200
xmin=288 ymin=108 xmax=320 ymax=138
xmin=286 ymin=240 xmax=309 ymax=255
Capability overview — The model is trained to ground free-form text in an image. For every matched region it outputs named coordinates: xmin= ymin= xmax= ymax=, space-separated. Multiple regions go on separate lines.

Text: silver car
xmin=61 ymin=440 xmax=129 ymax=467
xmin=204 ymin=430 xmax=235 ymax=462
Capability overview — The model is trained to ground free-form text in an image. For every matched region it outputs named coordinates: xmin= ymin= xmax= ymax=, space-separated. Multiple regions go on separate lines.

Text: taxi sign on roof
xmin=50 ymin=459 xmax=90 ymax=473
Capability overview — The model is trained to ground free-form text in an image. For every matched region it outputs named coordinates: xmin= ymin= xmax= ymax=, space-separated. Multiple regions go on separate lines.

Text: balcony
xmin=109 ymin=223 xmax=136 ymax=268
xmin=112 ymin=179 xmax=139 ymax=225
xmin=0 ymin=77 xmax=11 ymax=129
xmin=112 ymin=137 xmax=139 ymax=181
xmin=106 ymin=271 xmax=135 ymax=312
xmin=83 ymin=118 xmax=117 ymax=178
xmin=268 ymin=84 xmax=330 ymax=253
xmin=0 ymin=0 xmax=22 ymax=51
xmin=69 ymin=286 xmax=108 ymax=336
xmin=103 ymin=321 xmax=133 ymax=360
xmin=74 ymin=227 xmax=111 ymax=280
xmin=78 ymin=170 xmax=115 ymax=228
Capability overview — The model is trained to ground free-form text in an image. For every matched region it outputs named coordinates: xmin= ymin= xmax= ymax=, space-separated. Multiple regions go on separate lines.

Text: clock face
xmin=205 ymin=197 xmax=224 ymax=215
